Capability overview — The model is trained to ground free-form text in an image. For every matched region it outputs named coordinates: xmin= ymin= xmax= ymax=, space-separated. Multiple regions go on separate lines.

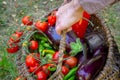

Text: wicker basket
xmin=15 ymin=11 xmax=120 ymax=80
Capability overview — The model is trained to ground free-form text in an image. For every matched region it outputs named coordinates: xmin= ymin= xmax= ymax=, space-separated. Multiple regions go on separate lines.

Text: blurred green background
xmin=0 ymin=0 xmax=119 ymax=80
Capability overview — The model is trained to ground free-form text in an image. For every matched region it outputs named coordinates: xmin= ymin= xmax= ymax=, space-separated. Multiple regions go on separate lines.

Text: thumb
xmin=55 ymin=25 xmax=62 ymax=35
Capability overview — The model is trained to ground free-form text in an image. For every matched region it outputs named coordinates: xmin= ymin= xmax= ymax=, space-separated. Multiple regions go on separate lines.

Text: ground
xmin=0 ymin=0 xmax=120 ymax=79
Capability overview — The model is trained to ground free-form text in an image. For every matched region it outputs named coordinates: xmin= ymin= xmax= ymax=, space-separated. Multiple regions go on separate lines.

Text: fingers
xmin=55 ymin=2 xmax=83 ymax=35
xmin=55 ymin=12 xmax=68 ymax=35
xmin=55 ymin=9 xmax=73 ymax=35
xmin=55 ymin=25 xmax=62 ymax=35
xmin=55 ymin=25 xmax=72 ymax=35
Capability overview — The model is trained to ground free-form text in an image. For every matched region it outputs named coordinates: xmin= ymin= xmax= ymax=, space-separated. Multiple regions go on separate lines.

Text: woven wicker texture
xmin=15 ymin=13 xmax=120 ymax=80
xmin=90 ymin=14 xmax=120 ymax=80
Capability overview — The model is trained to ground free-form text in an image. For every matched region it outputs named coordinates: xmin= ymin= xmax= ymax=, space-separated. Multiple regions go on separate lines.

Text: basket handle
xmin=48 ymin=30 xmax=67 ymax=80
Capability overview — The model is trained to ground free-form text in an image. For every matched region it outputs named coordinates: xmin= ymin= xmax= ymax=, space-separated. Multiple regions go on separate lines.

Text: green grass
xmin=0 ymin=51 xmax=18 ymax=80
xmin=101 ymin=2 xmax=120 ymax=49
xmin=0 ymin=0 xmax=119 ymax=79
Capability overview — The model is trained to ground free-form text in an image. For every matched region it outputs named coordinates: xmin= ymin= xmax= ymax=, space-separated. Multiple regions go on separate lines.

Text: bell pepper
xmin=42 ymin=49 xmax=55 ymax=57
xmin=72 ymin=11 xmax=91 ymax=39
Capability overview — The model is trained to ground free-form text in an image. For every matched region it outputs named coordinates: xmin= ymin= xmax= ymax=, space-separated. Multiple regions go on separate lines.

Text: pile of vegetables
xmin=6 ymin=10 xmax=108 ymax=80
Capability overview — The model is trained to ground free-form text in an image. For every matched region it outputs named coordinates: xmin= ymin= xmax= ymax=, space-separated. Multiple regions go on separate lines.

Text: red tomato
xmin=15 ymin=76 xmax=26 ymax=80
xmin=7 ymin=44 xmax=19 ymax=54
xmin=15 ymin=31 xmax=23 ymax=36
xmin=42 ymin=64 xmax=51 ymax=76
xmin=63 ymin=54 xmax=69 ymax=63
xmin=8 ymin=38 xmax=17 ymax=47
xmin=10 ymin=31 xmax=23 ymax=43
xmin=31 ymin=53 xmax=40 ymax=63
xmin=10 ymin=34 xmax=20 ymax=43
xmin=29 ymin=63 xmax=42 ymax=74
xmin=46 ymin=63 xmax=55 ymax=67
xmin=62 ymin=66 xmax=69 ymax=75
xmin=36 ymin=71 xmax=47 ymax=80
xmin=22 ymin=16 xmax=33 ymax=25
xmin=48 ymin=15 xmax=56 ymax=26
xmin=29 ymin=40 xmax=39 ymax=50
xmin=52 ymin=52 xmax=68 ymax=61
xmin=52 ymin=51 xmax=59 ymax=61
xmin=63 ymin=54 xmax=69 ymax=58
xmin=35 ymin=21 xmax=48 ymax=32
xmin=64 ymin=56 xmax=78 ymax=68
xmin=26 ymin=54 xmax=37 ymax=67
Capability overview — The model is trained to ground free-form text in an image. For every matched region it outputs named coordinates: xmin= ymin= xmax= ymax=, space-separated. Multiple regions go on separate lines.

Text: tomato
xmin=47 ymin=15 xmax=56 ymax=26
xmin=64 ymin=56 xmax=78 ymax=68
xmin=10 ymin=31 xmax=23 ymax=43
xmin=52 ymin=51 xmax=59 ymax=61
xmin=31 ymin=53 xmax=40 ymax=63
xmin=7 ymin=44 xmax=19 ymax=54
xmin=42 ymin=64 xmax=51 ymax=76
xmin=63 ymin=54 xmax=69 ymax=63
xmin=15 ymin=76 xmax=26 ymax=80
xmin=29 ymin=40 xmax=39 ymax=50
xmin=22 ymin=16 xmax=33 ymax=25
xmin=10 ymin=33 xmax=20 ymax=43
xmin=26 ymin=54 xmax=37 ymax=67
xmin=36 ymin=71 xmax=47 ymax=80
xmin=15 ymin=31 xmax=23 ymax=36
xmin=29 ymin=63 xmax=42 ymax=74
xmin=52 ymin=52 xmax=68 ymax=62
xmin=62 ymin=66 xmax=69 ymax=75
xmin=35 ymin=21 xmax=48 ymax=32
xmin=72 ymin=11 xmax=90 ymax=39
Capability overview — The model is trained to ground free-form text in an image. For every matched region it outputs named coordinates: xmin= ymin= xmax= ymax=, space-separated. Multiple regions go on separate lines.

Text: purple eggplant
xmin=45 ymin=26 xmax=78 ymax=52
xmin=85 ymin=33 xmax=107 ymax=54
xmin=77 ymin=48 xmax=107 ymax=80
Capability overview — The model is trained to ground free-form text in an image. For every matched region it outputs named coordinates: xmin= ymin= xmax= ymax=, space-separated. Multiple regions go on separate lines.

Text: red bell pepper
xmin=72 ymin=11 xmax=90 ymax=39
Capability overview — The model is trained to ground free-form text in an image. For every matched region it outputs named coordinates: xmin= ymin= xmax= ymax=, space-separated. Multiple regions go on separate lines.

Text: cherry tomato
xmin=64 ymin=56 xmax=78 ymax=68
xmin=36 ymin=71 xmax=47 ymax=80
xmin=10 ymin=31 xmax=23 ymax=43
xmin=22 ymin=16 xmax=33 ymax=25
xmin=52 ymin=51 xmax=59 ymax=61
xmin=10 ymin=34 xmax=20 ymax=43
xmin=42 ymin=64 xmax=51 ymax=76
xmin=7 ymin=44 xmax=19 ymax=54
xmin=29 ymin=63 xmax=42 ymax=74
xmin=15 ymin=31 xmax=23 ymax=36
xmin=47 ymin=15 xmax=56 ymax=26
xmin=31 ymin=53 xmax=40 ymax=63
xmin=26 ymin=54 xmax=37 ymax=67
xmin=62 ymin=66 xmax=69 ymax=75
xmin=35 ymin=21 xmax=48 ymax=32
xmin=15 ymin=76 xmax=26 ymax=80
xmin=29 ymin=40 xmax=39 ymax=50
xmin=63 ymin=54 xmax=69 ymax=63
xmin=52 ymin=52 xmax=68 ymax=61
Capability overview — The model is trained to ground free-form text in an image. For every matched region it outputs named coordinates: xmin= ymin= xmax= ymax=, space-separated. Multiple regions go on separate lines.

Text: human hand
xmin=55 ymin=0 xmax=84 ymax=35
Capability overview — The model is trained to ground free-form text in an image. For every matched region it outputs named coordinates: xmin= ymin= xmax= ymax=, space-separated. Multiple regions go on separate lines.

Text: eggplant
xmin=85 ymin=33 xmax=107 ymax=54
xmin=45 ymin=26 xmax=78 ymax=52
xmin=77 ymin=48 xmax=108 ymax=80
